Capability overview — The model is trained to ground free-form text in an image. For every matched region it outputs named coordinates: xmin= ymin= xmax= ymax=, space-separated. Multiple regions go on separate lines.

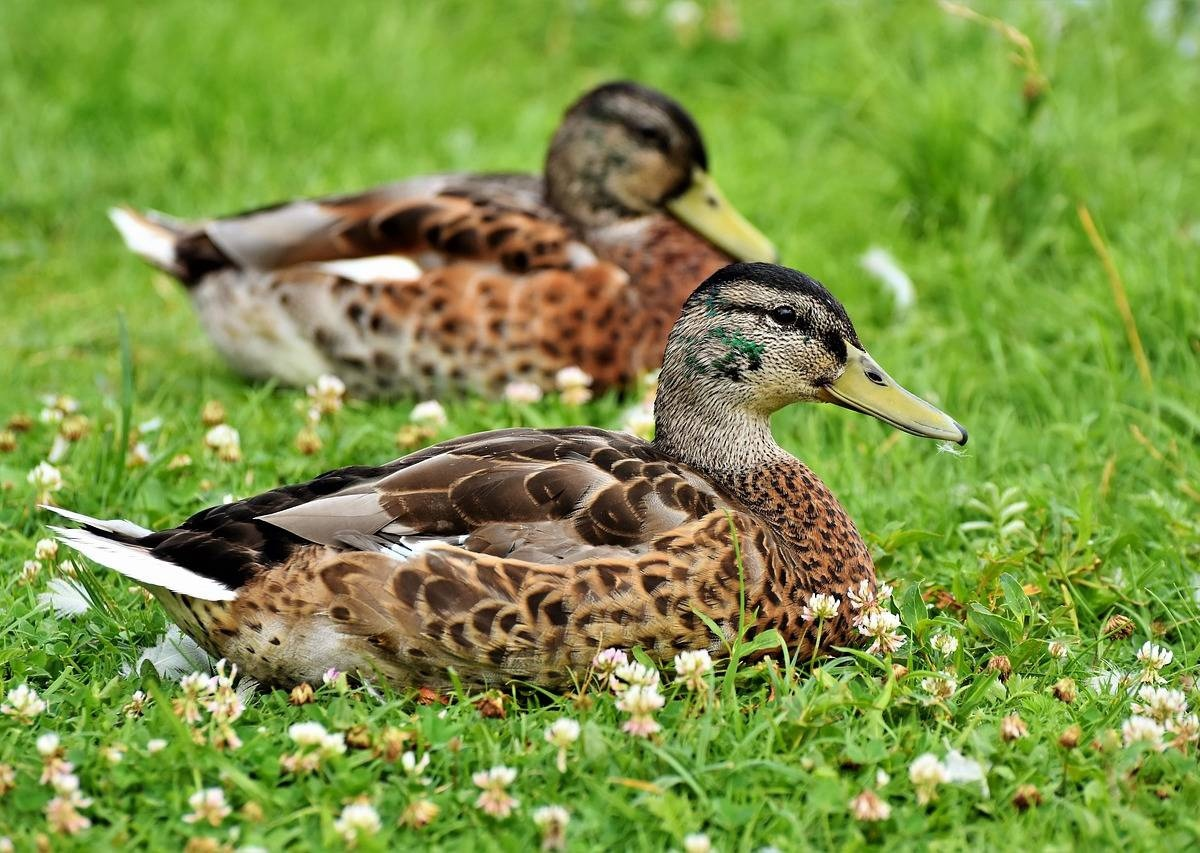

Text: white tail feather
xmin=109 ymin=206 xmax=180 ymax=274
xmin=49 ymin=525 xmax=236 ymax=602
xmin=40 ymin=504 xmax=154 ymax=538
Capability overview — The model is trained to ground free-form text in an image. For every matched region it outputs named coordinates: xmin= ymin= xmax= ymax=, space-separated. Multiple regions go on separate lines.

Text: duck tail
xmin=108 ymin=206 xmax=191 ymax=279
xmin=42 ymin=505 xmax=238 ymax=602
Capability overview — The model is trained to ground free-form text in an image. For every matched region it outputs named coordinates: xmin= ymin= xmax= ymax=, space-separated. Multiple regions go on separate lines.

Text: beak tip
xmin=954 ymin=421 xmax=969 ymax=446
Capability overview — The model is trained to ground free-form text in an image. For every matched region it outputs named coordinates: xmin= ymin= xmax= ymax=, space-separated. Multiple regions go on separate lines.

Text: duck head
xmin=654 ymin=263 xmax=966 ymax=461
xmin=544 ymin=81 xmax=777 ymax=263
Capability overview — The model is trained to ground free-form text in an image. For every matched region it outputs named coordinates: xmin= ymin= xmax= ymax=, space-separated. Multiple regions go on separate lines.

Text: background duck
xmin=109 ymin=81 xmax=776 ymax=398
xmin=47 ymin=263 xmax=964 ymax=690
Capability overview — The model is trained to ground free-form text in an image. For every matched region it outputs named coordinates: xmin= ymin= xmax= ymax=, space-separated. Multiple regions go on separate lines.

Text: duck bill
xmin=666 ymin=167 xmax=778 ymax=263
xmin=818 ymin=345 xmax=968 ymax=445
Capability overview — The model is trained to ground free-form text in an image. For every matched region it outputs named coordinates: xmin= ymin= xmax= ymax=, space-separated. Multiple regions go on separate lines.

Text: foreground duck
xmin=110 ymin=81 xmax=775 ymax=397
xmin=48 ymin=263 xmax=965 ymax=689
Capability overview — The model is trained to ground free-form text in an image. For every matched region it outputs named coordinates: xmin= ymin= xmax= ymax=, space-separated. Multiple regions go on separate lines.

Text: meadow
xmin=2 ymin=0 xmax=1199 ymax=849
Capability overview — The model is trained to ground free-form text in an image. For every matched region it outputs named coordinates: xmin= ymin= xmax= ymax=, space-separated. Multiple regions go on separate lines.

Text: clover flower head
xmin=801 ymin=592 xmax=841 ymax=621
xmin=333 ymin=801 xmax=381 ymax=846
xmin=183 ymin=788 xmax=231 ymax=827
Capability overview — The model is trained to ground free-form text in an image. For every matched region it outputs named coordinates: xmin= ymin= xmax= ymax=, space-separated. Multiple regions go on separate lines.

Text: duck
xmin=46 ymin=263 xmax=966 ymax=690
xmin=109 ymin=81 xmax=777 ymax=398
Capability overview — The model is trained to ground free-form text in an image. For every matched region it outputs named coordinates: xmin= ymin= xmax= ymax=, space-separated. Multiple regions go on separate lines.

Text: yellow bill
xmin=666 ymin=167 xmax=778 ymax=263
xmin=819 ymin=344 xmax=968 ymax=445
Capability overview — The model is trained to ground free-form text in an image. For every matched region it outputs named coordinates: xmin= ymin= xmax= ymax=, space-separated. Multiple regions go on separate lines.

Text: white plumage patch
xmin=37 ymin=578 xmax=94 ymax=618
xmin=41 ymin=504 xmax=153 ymax=538
xmin=315 ymin=255 xmax=423 ymax=282
xmin=109 ymin=207 xmax=178 ymax=272
xmin=49 ymin=525 xmax=237 ymax=602
xmin=121 ymin=624 xmax=212 ymax=679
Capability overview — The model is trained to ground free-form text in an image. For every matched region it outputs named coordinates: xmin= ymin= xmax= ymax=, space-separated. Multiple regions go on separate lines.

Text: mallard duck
xmin=47 ymin=263 xmax=965 ymax=690
xmin=109 ymin=81 xmax=776 ymax=397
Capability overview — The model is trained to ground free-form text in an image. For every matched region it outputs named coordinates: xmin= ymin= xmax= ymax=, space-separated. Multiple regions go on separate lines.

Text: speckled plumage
xmin=111 ymin=82 xmax=761 ymax=397
xmin=51 ymin=264 xmax=965 ymax=691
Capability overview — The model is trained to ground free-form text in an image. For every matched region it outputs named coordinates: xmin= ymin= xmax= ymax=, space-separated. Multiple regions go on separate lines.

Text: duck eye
xmin=631 ymin=124 xmax=669 ymax=151
xmin=768 ymin=305 xmax=798 ymax=327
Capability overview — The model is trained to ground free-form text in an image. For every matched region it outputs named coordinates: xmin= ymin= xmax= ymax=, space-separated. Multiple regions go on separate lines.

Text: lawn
xmin=2 ymin=0 xmax=1199 ymax=849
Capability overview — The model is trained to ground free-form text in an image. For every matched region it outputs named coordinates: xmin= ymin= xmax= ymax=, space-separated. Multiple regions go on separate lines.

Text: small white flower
xmin=19 ymin=560 xmax=41 ymax=584
xmin=1132 ymin=686 xmax=1188 ymax=723
xmin=27 ymin=461 xmax=64 ymax=495
xmin=860 ymin=246 xmax=915 ymax=311
xmin=682 ymin=832 xmax=712 ymax=853
xmin=908 ymin=753 xmax=947 ymax=804
xmin=183 ymin=787 xmax=231 ymax=827
xmin=306 ymin=374 xmax=347 ymax=415
xmin=1122 ymin=714 xmax=1166 ymax=749
xmin=204 ymin=424 xmax=241 ymax=461
xmin=856 ymin=610 xmax=906 ymax=655
xmin=1167 ymin=714 xmax=1199 ymax=744
xmin=37 ymin=733 xmax=61 ymax=756
xmin=1136 ymin=642 xmax=1173 ymax=682
xmin=288 ymin=721 xmax=329 ymax=747
xmin=127 ymin=442 xmax=152 ymax=467
xmin=592 ymin=647 xmax=629 ymax=676
xmin=410 ymin=400 xmax=448 ymax=428
xmin=473 ymin=766 xmax=519 ymax=817
xmin=1047 ymin=640 xmax=1070 ymax=660
xmin=555 ymin=366 xmax=593 ymax=391
xmin=101 ymin=744 xmax=125 ymax=765
xmin=849 ymin=789 xmax=891 ymax=822
xmin=146 ymin=739 xmax=167 ymax=754
xmin=800 ymin=592 xmax=841 ymax=621
xmin=665 ymin=0 xmax=702 ymax=30
xmin=674 ymin=649 xmax=714 ymax=691
xmin=920 ymin=673 xmax=957 ymax=703
xmin=616 ymin=684 xmax=665 ymax=737
xmin=35 ymin=538 xmax=59 ymax=560
xmin=38 ymin=578 xmax=93 ymax=618
xmin=333 ymin=802 xmax=381 ymax=846
xmin=504 ymin=381 xmax=543 ymax=405
xmin=401 ymin=750 xmax=431 ymax=778
xmin=846 ymin=579 xmax=893 ymax=615
xmin=875 ymin=769 xmax=890 ymax=787
xmin=931 ymin=633 xmax=959 ymax=655
xmin=2 ymin=683 xmax=47 ymax=722
xmin=545 ymin=718 xmax=581 ymax=749
xmin=613 ymin=660 xmax=660 ymax=691
xmin=532 ymin=805 xmax=570 ymax=850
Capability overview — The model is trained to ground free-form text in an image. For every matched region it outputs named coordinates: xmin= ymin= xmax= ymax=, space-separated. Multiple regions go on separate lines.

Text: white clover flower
xmin=410 ymin=400 xmax=448 ymax=429
xmin=1131 ymin=686 xmax=1188 ymax=723
xmin=2 ymin=683 xmax=47 ymax=723
xmin=674 ymin=649 xmax=714 ymax=692
xmin=920 ymin=673 xmax=957 ymax=703
xmin=908 ymin=753 xmax=948 ymax=804
xmin=682 ymin=832 xmax=713 ymax=853
xmin=545 ymin=718 xmax=581 ymax=749
xmin=616 ymin=684 xmax=665 ymax=737
xmin=146 ymin=739 xmax=167 ymax=755
xmin=1122 ymin=714 xmax=1166 ymax=749
xmin=504 ymin=381 xmax=544 ymax=405
xmin=401 ymin=750 xmax=431 ymax=778
xmin=555 ymin=366 xmax=593 ymax=406
xmin=592 ymin=647 xmax=628 ymax=676
xmin=849 ymin=789 xmax=892 ymax=821
xmin=35 ymin=538 xmax=59 ymax=561
xmin=333 ymin=801 xmax=381 ymax=846
xmin=473 ymin=766 xmax=519 ymax=817
xmin=28 ymin=461 xmax=64 ymax=495
xmin=318 ymin=732 xmax=346 ymax=758
xmin=1136 ymin=642 xmax=1173 ymax=683
xmin=1047 ymin=639 xmax=1069 ymax=660
xmin=101 ymin=744 xmax=125 ymax=765
xmin=37 ymin=733 xmax=61 ymax=756
xmin=1168 ymin=714 xmax=1199 ymax=744
xmin=930 ymin=633 xmax=958 ymax=656
xmin=1000 ymin=714 xmax=1029 ymax=741
xmin=612 ymin=660 xmax=660 ymax=692
xmin=800 ymin=592 xmax=841 ymax=621
xmin=288 ymin=721 xmax=329 ymax=747
xmin=306 ymin=374 xmax=346 ymax=415
xmin=183 ymin=787 xmax=231 ymax=826
xmin=204 ymin=424 xmax=241 ymax=462
xmin=532 ymin=805 xmax=570 ymax=850
xmin=856 ymin=610 xmax=906 ymax=655
xmin=846 ymin=579 xmax=893 ymax=616
xmin=127 ymin=442 xmax=152 ymax=468
xmin=620 ymin=403 xmax=656 ymax=440
xmin=19 ymin=560 xmax=41 ymax=584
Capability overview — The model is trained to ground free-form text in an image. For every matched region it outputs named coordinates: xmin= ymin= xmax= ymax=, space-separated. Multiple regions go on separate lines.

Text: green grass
xmin=3 ymin=0 xmax=1200 ymax=848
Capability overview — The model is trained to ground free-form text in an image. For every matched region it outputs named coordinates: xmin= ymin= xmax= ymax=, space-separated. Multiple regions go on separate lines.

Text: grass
xmin=2 ymin=0 xmax=1200 ymax=848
